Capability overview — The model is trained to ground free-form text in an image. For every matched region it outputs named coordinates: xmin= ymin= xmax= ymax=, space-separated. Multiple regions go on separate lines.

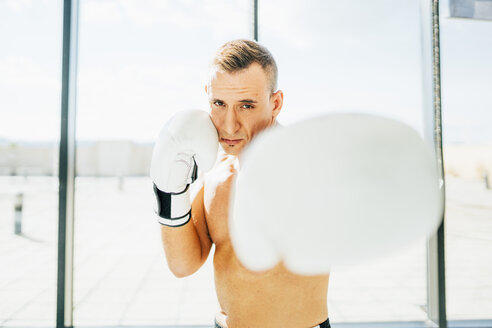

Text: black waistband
xmin=319 ymin=317 xmax=331 ymax=328
xmin=214 ymin=317 xmax=330 ymax=328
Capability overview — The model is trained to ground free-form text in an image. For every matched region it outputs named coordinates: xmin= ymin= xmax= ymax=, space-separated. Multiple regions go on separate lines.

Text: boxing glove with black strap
xmin=150 ymin=110 xmax=218 ymax=227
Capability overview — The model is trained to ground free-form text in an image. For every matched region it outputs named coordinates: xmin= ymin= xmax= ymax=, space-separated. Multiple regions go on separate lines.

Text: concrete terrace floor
xmin=0 ymin=176 xmax=491 ymax=327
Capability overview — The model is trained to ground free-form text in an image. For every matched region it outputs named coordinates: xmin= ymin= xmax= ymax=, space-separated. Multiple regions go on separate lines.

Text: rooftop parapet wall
xmin=1 ymin=141 xmax=491 ymax=181
xmin=0 ymin=141 xmax=153 ymax=177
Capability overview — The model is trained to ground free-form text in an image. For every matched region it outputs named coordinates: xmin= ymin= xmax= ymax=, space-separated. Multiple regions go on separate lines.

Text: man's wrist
xmin=153 ymin=183 xmax=192 ymax=227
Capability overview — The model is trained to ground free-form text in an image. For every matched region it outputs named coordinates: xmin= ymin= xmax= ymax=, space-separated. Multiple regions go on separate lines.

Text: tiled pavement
xmin=0 ymin=176 xmax=491 ymax=326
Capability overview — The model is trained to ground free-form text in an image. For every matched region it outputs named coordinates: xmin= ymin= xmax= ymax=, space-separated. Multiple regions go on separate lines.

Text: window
xmin=0 ymin=1 xmax=62 ymax=325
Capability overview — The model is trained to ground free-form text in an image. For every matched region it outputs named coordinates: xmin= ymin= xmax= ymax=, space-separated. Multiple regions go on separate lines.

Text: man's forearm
xmin=161 ymin=222 xmax=204 ymax=278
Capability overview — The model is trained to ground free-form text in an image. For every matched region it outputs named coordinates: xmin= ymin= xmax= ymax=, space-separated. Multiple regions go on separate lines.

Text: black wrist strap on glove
xmin=153 ymin=184 xmax=192 ymax=227
xmin=153 ymin=158 xmax=199 ymax=227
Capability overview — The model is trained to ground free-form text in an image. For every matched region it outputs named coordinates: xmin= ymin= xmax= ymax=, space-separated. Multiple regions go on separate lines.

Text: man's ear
xmin=271 ymin=90 xmax=284 ymax=119
xmin=204 ymin=85 xmax=208 ymax=94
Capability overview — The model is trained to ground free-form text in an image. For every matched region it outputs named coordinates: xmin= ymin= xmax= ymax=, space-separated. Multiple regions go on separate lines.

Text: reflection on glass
xmin=0 ymin=1 xmax=62 ymax=326
xmin=260 ymin=0 xmax=428 ymax=323
xmin=441 ymin=1 xmax=492 ymax=319
xmin=73 ymin=0 xmax=249 ymax=325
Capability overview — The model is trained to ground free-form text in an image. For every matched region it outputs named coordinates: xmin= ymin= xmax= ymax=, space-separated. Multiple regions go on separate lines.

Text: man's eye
xmin=241 ymin=104 xmax=254 ymax=109
xmin=213 ymin=101 xmax=224 ymax=107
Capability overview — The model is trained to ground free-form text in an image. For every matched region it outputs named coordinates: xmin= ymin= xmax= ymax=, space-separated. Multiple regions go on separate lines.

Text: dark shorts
xmin=214 ymin=317 xmax=330 ymax=328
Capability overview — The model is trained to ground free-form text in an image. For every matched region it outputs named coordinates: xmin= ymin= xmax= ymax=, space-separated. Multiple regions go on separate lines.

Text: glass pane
xmin=0 ymin=0 xmax=62 ymax=326
xmin=260 ymin=0 xmax=428 ymax=323
xmin=440 ymin=1 xmax=492 ymax=321
xmin=73 ymin=0 xmax=249 ymax=326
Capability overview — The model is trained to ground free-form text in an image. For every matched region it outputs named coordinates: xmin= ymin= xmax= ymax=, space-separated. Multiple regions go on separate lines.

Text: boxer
xmin=151 ymin=40 xmax=331 ymax=327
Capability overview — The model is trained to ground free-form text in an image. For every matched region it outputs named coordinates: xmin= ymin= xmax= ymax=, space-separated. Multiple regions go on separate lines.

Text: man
xmin=151 ymin=39 xmax=330 ymax=328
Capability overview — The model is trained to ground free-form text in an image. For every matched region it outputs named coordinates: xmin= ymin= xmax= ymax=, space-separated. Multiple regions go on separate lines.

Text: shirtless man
xmin=151 ymin=39 xmax=330 ymax=328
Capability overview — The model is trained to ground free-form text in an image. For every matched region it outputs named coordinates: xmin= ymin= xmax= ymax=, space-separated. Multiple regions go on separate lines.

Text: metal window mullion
xmin=57 ymin=0 xmax=79 ymax=327
xmin=251 ymin=0 xmax=258 ymax=41
xmin=420 ymin=0 xmax=447 ymax=327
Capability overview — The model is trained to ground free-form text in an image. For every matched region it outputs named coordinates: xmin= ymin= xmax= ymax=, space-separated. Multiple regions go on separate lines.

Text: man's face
xmin=206 ymin=63 xmax=283 ymax=156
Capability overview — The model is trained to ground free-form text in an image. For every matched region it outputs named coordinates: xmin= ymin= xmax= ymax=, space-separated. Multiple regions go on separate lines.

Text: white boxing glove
xmin=230 ymin=113 xmax=442 ymax=274
xmin=150 ymin=110 xmax=218 ymax=227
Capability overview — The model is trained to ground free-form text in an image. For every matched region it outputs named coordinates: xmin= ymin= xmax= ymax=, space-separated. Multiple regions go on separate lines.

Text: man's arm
xmin=150 ymin=109 xmax=218 ymax=278
xmin=161 ymin=182 xmax=212 ymax=278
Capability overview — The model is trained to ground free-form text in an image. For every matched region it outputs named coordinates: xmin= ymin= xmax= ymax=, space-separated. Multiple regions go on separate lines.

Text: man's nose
xmin=223 ymin=108 xmax=240 ymax=136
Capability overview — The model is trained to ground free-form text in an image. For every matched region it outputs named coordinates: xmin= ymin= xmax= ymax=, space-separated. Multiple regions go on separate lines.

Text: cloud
xmin=81 ymin=0 xmax=249 ymax=40
xmin=76 ymin=63 xmax=209 ymax=141
xmin=1 ymin=0 xmax=53 ymax=13
xmin=0 ymin=56 xmax=61 ymax=141
xmin=0 ymin=56 xmax=58 ymax=89
xmin=260 ymin=0 xmax=415 ymax=49
xmin=2 ymin=0 xmax=33 ymax=12
xmin=81 ymin=1 xmax=125 ymax=24
xmin=0 ymin=55 xmax=210 ymax=142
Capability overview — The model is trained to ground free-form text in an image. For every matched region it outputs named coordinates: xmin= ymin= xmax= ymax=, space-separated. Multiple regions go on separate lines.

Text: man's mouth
xmin=221 ymin=138 xmax=243 ymax=146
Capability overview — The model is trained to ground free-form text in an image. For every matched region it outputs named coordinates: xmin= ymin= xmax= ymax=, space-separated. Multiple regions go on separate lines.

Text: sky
xmin=0 ymin=0 xmax=491 ymax=144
